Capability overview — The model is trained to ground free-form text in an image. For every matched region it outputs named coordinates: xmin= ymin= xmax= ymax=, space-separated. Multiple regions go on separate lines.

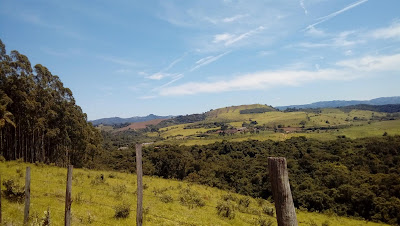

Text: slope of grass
xmin=0 ymin=161 xmax=389 ymax=225
xmin=148 ymin=107 xmax=398 ymax=146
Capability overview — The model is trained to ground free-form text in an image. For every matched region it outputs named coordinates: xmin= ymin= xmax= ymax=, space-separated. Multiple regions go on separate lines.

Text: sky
xmin=1 ymin=0 xmax=400 ymax=120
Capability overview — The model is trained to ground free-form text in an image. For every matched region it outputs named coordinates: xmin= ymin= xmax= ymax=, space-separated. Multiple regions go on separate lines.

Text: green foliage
xmin=216 ymin=201 xmax=236 ymax=219
xmin=262 ymin=206 xmax=275 ymax=217
xmin=2 ymin=178 xmax=25 ymax=202
xmin=240 ymin=108 xmax=275 ymax=114
xmin=114 ymin=203 xmax=131 ymax=218
xmin=0 ymin=39 xmax=103 ymax=167
xmin=138 ymin=136 xmax=400 ymax=224
xmin=179 ymin=187 xmax=205 ymax=209
xmin=159 ymin=194 xmax=174 ymax=203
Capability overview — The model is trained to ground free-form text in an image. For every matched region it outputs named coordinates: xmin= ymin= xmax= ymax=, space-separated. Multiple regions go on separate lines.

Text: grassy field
xmin=147 ymin=105 xmax=399 ymax=146
xmin=0 ymin=161 xmax=388 ymax=226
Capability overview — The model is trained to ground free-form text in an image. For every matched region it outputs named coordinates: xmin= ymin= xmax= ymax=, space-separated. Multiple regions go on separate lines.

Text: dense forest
xmin=98 ymin=136 xmax=400 ymax=225
xmin=0 ymin=40 xmax=103 ymax=167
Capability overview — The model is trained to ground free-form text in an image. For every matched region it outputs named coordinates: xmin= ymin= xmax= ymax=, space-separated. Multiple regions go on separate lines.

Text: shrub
xmin=239 ymin=197 xmax=251 ymax=208
xmin=152 ymin=187 xmax=168 ymax=196
xmin=90 ymin=174 xmax=105 ymax=185
xmin=2 ymin=179 xmax=25 ymax=202
xmin=222 ymin=193 xmax=237 ymax=202
xmin=114 ymin=203 xmax=131 ymax=218
xmin=179 ymin=187 xmax=205 ymax=209
xmin=113 ymin=184 xmax=127 ymax=197
xmin=262 ymin=206 xmax=274 ymax=217
xmin=0 ymin=155 xmax=5 ymax=162
xmin=216 ymin=201 xmax=235 ymax=219
xmin=255 ymin=217 xmax=273 ymax=226
xmin=322 ymin=220 xmax=330 ymax=226
xmin=159 ymin=194 xmax=174 ymax=203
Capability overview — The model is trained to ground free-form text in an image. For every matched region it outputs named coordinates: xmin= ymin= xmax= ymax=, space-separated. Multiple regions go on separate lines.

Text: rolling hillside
xmin=0 ymin=161 xmax=388 ymax=226
xmin=144 ymin=104 xmax=400 ymax=146
xmin=90 ymin=114 xmax=171 ymax=126
xmin=276 ymin=96 xmax=400 ymax=110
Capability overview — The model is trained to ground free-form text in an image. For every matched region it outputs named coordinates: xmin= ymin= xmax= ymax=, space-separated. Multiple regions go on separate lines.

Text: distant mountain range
xmin=276 ymin=96 xmax=400 ymax=110
xmin=90 ymin=114 xmax=172 ymax=126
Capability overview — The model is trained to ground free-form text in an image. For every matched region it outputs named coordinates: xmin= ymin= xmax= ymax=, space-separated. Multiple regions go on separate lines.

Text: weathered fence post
xmin=65 ymin=165 xmax=73 ymax=226
xmin=136 ymin=143 xmax=143 ymax=226
xmin=24 ymin=167 xmax=31 ymax=225
xmin=268 ymin=157 xmax=298 ymax=226
xmin=0 ymin=174 xmax=2 ymax=224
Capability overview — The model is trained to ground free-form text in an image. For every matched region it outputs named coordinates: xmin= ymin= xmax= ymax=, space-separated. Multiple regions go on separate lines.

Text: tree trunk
xmin=268 ymin=157 xmax=298 ymax=226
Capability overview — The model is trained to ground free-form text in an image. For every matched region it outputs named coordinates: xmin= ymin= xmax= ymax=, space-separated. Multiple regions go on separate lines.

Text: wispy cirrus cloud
xmin=295 ymin=30 xmax=365 ymax=49
xmin=222 ymin=14 xmax=248 ymax=23
xmin=300 ymin=0 xmax=308 ymax=15
xmin=97 ymin=55 xmax=138 ymax=67
xmin=158 ymin=53 xmax=400 ymax=96
xmin=213 ymin=26 xmax=265 ymax=46
xmin=152 ymin=51 xmax=230 ymax=91
xmin=370 ymin=21 xmax=400 ymax=40
xmin=304 ymin=0 xmax=368 ymax=31
xmin=146 ymin=54 xmax=186 ymax=80
xmin=190 ymin=51 xmax=231 ymax=72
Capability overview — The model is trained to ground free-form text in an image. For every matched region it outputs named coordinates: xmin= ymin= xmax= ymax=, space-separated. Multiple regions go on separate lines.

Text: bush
xmin=239 ymin=197 xmax=251 ymax=208
xmin=179 ymin=187 xmax=205 ymax=209
xmin=262 ymin=206 xmax=274 ymax=217
xmin=216 ymin=201 xmax=235 ymax=219
xmin=0 ymin=155 xmax=5 ymax=162
xmin=114 ymin=203 xmax=131 ymax=218
xmin=255 ymin=217 xmax=273 ymax=226
xmin=159 ymin=194 xmax=174 ymax=203
xmin=90 ymin=174 xmax=105 ymax=185
xmin=113 ymin=184 xmax=127 ymax=197
xmin=2 ymin=179 xmax=25 ymax=202
xmin=222 ymin=193 xmax=237 ymax=202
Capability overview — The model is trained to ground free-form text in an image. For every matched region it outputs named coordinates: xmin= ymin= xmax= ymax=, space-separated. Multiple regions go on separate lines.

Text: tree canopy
xmin=0 ymin=39 xmax=102 ymax=167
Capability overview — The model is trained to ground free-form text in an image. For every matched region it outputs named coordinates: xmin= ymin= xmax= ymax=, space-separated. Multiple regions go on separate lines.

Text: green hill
xmin=146 ymin=105 xmax=400 ymax=146
xmin=0 ymin=161 xmax=388 ymax=226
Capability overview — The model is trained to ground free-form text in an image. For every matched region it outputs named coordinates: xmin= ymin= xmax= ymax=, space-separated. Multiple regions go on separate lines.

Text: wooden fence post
xmin=65 ymin=165 xmax=73 ymax=226
xmin=24 ymin=167 xmax=31 ymax=225
xmin=268 ymin=157 xmax=298 ymax=226
xmin=136 ymin=143 xmax=143 ymax=226
xmin=0 ymin=174 xmax=2 ymax=224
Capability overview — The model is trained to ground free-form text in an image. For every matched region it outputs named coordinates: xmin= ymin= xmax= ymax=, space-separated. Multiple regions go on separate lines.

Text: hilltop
xmin=90 ymin=114 xmax=172 ymax=126
xmin=276 ymin=96 xmax=400 ymax=110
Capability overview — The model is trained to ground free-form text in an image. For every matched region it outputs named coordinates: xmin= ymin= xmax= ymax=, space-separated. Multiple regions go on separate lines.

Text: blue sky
xmin=1 ymin=0 xmax=400 ymax=120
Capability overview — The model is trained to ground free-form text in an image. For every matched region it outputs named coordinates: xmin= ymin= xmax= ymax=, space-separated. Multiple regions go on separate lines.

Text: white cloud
xmin=213 ymin=26 xmax=265 ymax=47
xmin=344 ymin=50 xmax=353 ymax=56
xmin=305 ymin=27 xmax=326 ymax=37
xmin=158 ymin=53 xmax=400 ymax=96
xmin=336 ymin=53 xmax=400 ymax=71
xmin=190 ymin=51 xmax=231 ymax=72
xmin=146 ymin=73 xmax=172 ymax=80
xmin=304 ymin=0 xmax=368 ymax=31
xmin=297 ymin=30 xmax=364 ymax=48
xmin=222 ymin=14 xmax=248 ymax=23
xmin=213 ymin=33 xmax=235 ymax=43
xmin=370 ymin=21 xmax=400 ymax=40
xmin=300 ymin=0 xmax=308 ymax=15
xmin=137 ymin=96 xmax=157 ymax=100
